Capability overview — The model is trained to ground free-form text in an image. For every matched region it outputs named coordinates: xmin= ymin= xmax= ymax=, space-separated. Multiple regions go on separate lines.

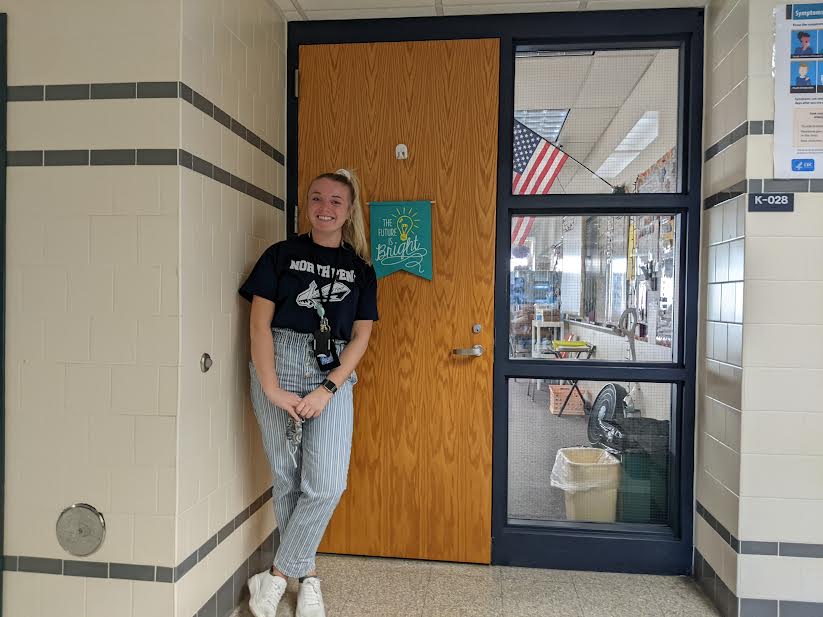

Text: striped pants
xmin=249 ymin=328 xmax=356 ymax=578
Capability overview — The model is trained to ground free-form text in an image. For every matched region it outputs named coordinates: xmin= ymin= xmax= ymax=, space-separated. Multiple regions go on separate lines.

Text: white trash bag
xmin=550 ymin=447 xmax=621 ymax=493
xmin=550 ymin=447 xmax=622 ymax=522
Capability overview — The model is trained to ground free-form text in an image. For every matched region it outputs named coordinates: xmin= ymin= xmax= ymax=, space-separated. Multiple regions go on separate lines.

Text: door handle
xmin=452 ymin=344 xmax=485 ymax=357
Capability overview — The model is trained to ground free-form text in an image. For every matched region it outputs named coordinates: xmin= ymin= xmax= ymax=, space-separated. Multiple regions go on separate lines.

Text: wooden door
xmin=298 ymin=39 xmax=498 ymax=564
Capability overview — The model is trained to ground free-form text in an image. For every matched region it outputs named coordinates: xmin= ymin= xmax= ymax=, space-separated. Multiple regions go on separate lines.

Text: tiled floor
xmin=231 ymin=553 xmax=721 ymax=617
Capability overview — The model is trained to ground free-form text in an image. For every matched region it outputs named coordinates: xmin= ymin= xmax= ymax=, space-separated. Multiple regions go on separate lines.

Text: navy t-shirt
xmin=239 ymin=234 xmax=379 ymax=341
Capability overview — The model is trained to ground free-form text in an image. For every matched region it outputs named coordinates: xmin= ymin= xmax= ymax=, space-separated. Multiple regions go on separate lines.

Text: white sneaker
xmin=296 ymin=577 xmax=326 ymax=617
xmin=248 ymin=570 xmax=287 ymax=617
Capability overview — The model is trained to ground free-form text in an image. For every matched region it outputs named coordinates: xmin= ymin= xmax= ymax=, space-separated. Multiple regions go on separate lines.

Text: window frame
xmin=493 ymin=19 xmax=702 ymax=575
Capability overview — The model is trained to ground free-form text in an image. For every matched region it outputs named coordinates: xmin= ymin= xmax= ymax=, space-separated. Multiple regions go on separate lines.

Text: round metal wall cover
xmin=56 ymin=504 xmax=106 ymax=557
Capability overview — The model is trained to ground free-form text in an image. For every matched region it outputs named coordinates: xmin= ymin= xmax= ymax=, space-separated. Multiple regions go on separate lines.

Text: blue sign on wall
xmin=791 ymin=158 xmax=816 ymax=171
xmin=369 ymin=201 xmax=433 ymax=280
xmin=792 ymin=3 xmax=823 ymax=20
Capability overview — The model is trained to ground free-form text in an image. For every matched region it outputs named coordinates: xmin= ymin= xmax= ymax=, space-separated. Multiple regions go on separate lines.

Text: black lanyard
xmin=310 ymin=233 xmax=343 ymax=322
xmin=317 ymin=266 xmax=340 ymax=316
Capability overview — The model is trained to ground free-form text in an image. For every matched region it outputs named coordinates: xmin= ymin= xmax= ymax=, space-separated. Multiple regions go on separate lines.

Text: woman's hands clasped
xmin=265 ymin=386 xmax=332 ymax=421
xmin=295 ymin=387 xmax=333 ymax=419
xmin=265 ymin=387 xmax=303 ymax=422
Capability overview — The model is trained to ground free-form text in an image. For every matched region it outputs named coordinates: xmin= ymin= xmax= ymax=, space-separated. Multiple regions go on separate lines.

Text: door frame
xmin=287 ymin=7 xmax=704 ymax=575
xmin=1 ymin=10 xmax=8 ymax=611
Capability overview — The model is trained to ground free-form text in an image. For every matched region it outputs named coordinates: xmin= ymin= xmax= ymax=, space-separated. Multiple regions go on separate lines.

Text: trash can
xmin=550 ymin=447 xmax=621 ymax=523
xmin=599 ymin=417 xmax=670 ymax=524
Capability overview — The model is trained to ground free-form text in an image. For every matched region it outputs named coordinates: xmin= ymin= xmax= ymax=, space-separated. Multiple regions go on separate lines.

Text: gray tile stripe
xmin=705 ymin=177 xmax=823 ymax=210
xmin=197 ymin=535 xmax=218 ymax=561
xmin=9 ymin=149 xmax=174 ymax=167
xmin=136 ymin=81 xmax=179 ymax=98
xmin=705 ymin=120 xmax=776 ymax=162
xmin=705 ymin=121 xmax=748 ymax=162
xmin=779 ymin=543 xmax=823 ymax=558
xmin=704 ymin=180 xmax=746 ymax=209
xmin=18 ymin=556 xmax=62 ymax=574
xmin=6 ymin=149 xmax=284 ymax=210
xmin=217 ymin=520 xmax=235 ymax=543
xmin=179 ymin=149 xmax=284 ymax=211
xmin=137 ymin=149 xmax=178 ymax=165
xmin=780 ymin=601 xmax=823 ymax=617
xmin=8 ymin=85 xmax=44 ymax=101
xmin=91 ymin=82 xmax=136 ymax=99
xmin=740 ymin=598 xmax=777 ymax=617
xmin=763 ymin=178 xmax=811 ymax=192
xmin=694 ymin=550 xmax=737 ymax=617
xmin=696 ymin=500 xmax=740 ymax=554
xmin=193 ymin=531 xmax=278 ymax=617
xmin=741 ymin=541 xmax=779 ymax=556
xmin=44 ymin=149 xmax=89 ymax=166
xmin=156 ymin=566 xmax=174 ymax=583
xmin=110 ymin=562 xmax=155 ymax=581
xmin=90 ymin=149 xmax=136 ymax=165
xmin=2 ymin=486 xmax=274 ymax=583
xmin=63 ymin=559 xmax=108 ymax=578
xmin=45 ymin=84 xmax=90 ymax=100
xmin=696 ymin=550 xmax=823 ymax=617
xmin=175 ymin=551 xmax=198 ymax=583
xmin=180 ymin=82 xmax=194 ymax=103
xmin=7 ymin=80 xmax=285 ymax=166
xmin=6 ymin=150 xmax=43 ymax=166
xmin=697 ymin=501 xmax=823 ymax=559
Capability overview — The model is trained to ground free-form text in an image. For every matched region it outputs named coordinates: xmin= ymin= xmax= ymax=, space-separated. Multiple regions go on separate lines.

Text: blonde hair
xmin=309 ymin=169 xmax=370 ymax=263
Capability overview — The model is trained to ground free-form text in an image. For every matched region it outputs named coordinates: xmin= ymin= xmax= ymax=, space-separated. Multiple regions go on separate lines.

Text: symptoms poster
xmin=775 ymin=4 xmax=823 ymax=178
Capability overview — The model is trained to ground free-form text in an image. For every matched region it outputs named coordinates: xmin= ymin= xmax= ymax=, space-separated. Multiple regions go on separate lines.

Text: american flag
xmin=511 ymin=217 xmax=535 ymax=246
xmin=512 ymin=120 xmax=569 ymax=195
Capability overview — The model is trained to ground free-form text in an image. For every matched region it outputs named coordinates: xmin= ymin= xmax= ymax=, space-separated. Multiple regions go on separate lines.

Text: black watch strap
xmin=321 ymin=378 xmax=338 ymax=394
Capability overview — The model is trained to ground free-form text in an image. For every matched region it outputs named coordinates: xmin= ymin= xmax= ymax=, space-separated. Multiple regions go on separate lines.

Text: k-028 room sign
xmin=369 ymin=200 xmax=433 ymax=280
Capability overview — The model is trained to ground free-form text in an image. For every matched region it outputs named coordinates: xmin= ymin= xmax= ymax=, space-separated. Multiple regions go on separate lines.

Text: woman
xmin=239 ymin=169 xmax=378 ymax=617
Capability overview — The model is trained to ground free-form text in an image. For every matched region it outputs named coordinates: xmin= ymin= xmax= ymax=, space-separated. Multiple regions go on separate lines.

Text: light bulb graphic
xmin=397 ymin=215 xmax=414 ymax=241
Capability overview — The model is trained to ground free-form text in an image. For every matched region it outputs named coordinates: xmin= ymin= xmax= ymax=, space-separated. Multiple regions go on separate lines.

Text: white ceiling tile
xmin=596 ymin=49 xmax=659 ymax=57
xmin=586 ymin=0 xmax=704 ymax=8
xmin=574 ymin=54 xmax=653 ymax=108
xmin=557 ymin=141 xmax=594 ymax=161
xmin=444 ymin=0 xmax=574 ymax=3
xmin=300 ymin=0 xmax=433 ymax=9
xmin=272 ymin=0 xmax=297 ymax=11
xmin=559 ymin=109 xmax=617 ymax=142
xmin=564 ymin=172 xmax=613 ymax=193
xmin=284 ymin=10 xmax=304 ymax=19
xmin=444 ymin=1 xmax=578 ymax=13
xmin=306 ymin=6 xmax=437 ymax=19
xmin=514 ymin=55 xmax=591 ymax=110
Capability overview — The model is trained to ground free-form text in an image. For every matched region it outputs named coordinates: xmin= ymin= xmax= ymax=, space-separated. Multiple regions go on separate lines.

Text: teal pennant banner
xmin=369 ymin=200 xmax=433 ymax=280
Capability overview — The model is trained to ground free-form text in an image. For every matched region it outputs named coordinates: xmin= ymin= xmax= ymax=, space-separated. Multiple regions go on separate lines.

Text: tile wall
xmin=2 ymin=0 xmax=286 ymax=615
xmin=698 ymin=1 xmax=823 ymax=616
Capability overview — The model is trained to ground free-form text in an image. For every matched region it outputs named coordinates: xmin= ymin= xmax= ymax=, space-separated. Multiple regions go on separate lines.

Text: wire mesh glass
xmin=513 ymin=48 xmax=680 ymax=195
xmin=509 ymin=214 xmax=680 ymax=362
xmin=507 ymin=378 xmax=674 ymax=528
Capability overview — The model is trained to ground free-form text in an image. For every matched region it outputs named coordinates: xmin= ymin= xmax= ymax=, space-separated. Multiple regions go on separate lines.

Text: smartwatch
xmin=321 ymin=378 xmax=338 ymax=395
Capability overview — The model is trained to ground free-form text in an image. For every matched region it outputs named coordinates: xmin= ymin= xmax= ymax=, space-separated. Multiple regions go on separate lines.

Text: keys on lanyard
xmin=313 ymin=285 xmax=340 ymax=370
xmin=316 ymin=303 xmax=329 ymax=328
